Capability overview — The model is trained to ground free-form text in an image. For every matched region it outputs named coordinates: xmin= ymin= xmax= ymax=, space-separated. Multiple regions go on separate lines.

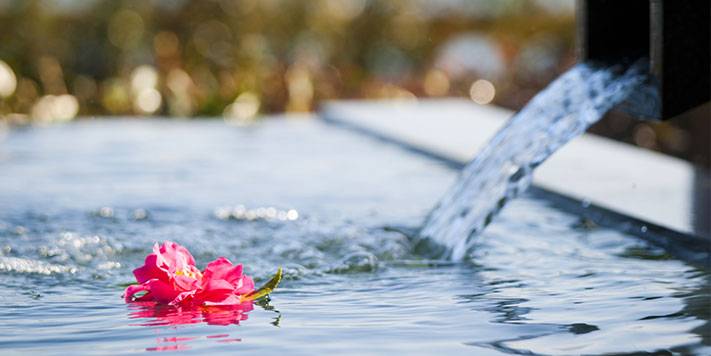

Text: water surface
xmin=0 ymin=119 xmax=708 ymax=355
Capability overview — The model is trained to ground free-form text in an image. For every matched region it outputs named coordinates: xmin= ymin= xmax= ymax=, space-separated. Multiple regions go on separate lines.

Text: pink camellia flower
xmin=123 ymin=241 xmax=255 ymax=307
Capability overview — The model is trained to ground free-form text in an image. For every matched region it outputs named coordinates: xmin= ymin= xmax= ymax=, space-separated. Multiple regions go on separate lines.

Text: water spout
xmin=577 ymin=0 xmax=710 ymax=120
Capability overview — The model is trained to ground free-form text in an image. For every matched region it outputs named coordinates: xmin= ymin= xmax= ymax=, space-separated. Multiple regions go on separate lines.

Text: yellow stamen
xmin=175 ymin=268 xmax=202 ymax=279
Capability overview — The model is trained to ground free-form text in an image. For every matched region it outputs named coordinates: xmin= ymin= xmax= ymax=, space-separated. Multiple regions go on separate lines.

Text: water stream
xmin=420 ymin=61 xmax=650 ymax=260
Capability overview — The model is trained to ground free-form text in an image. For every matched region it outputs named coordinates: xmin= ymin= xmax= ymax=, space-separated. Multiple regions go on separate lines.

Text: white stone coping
xmin=320 ymin=98 xmax=706 ymax=239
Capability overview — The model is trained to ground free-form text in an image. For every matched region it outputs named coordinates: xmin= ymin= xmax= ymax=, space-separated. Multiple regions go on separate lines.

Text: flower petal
xmin=170 ymin=291 xmax=198 ymax=307
xmin=133 ymin=241 xmax=199 ymax=286
xmin=202 ymin=294 xmax=242 ymax=306
xmin=232 ymin=275 xmax=255 ymax=296
xmin=158 ymin=241 xmax=197 ymax=272
xmin=174 ymin=274 xmax=199 ymax=291
xmin=149 ymin=279 xmax=185 ymax=305
xmin=132 ymin=243 xmax=168 ymax=284
xmin=123 ymin=281 xmax=152 ymax=302
xmin=196 ymin=279 xmax=236 ymax=304
xmin=202 ymin=257 xmax=244 ymax=285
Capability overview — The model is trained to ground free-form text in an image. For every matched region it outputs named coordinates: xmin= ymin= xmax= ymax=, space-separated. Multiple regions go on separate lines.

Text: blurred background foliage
xmin=0 ymin=0 xmax=706 ymax=167
xmin=0 ymin=0 xmax=576 ymax=120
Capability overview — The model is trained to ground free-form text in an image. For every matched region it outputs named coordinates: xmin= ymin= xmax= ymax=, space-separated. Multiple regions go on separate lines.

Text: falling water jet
xmin=418 ymin=60 xmax=654 ymax=260
xmin=419 ymin=0 xmax=710 ymax=261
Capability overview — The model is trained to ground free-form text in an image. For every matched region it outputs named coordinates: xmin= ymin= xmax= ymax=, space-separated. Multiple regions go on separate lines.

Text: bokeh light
xmin=135 ymin=88 xmax=162 ymax=115
xmin=131 ymin=66 xmax=159 ymax=93
xmin=423 ymin=69 xmax=450 ymax=97
xmin=469 ymin=79 xmax=496 ymax=105
xmin=31 ymin=94 xmax=79 ymax=122
xmin=131 ymin=66 xmax=162 ymax=115
xmin=0 ymin=60 xmax=17 ymax=98
xmin=154 ymin=31 xmax=180 ymax=58
xmin=224 ymin=92 xmax=260 ymax=123
xmin=108 ymin=9 xmax=145 ymax=49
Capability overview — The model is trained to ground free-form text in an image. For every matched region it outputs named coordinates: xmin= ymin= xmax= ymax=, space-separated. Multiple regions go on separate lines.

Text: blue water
xmin=0 ymin=119 xmax=708 ymax=355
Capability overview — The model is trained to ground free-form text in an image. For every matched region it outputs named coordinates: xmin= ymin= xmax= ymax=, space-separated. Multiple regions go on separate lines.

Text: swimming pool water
xmin=0 ymin=119 xmax=708 ymax=355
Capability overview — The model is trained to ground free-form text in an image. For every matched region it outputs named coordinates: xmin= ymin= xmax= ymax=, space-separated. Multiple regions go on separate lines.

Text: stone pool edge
xmin=319 ymin=98 xmax=710 ymax=269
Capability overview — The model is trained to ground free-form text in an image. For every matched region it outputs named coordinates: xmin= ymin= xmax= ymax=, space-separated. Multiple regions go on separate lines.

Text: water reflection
xmin=145 ymin=334 xmax=243 ymax=352
xmin=127 ymin=301 xmax=260 ymax=351
xmin=127 ymin=301 xmax=253 ymax=326
xmin=146 ymin=340 xmax=193 ymax=352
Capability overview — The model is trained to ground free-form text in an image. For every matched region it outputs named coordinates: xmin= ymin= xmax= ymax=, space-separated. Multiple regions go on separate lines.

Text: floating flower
xmin=123 ymin=241 xmax=280 ymax=307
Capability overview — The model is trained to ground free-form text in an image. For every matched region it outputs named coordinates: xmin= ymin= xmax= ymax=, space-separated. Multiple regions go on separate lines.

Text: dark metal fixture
xmin=577 ymin=0 xmax=710 ymax=120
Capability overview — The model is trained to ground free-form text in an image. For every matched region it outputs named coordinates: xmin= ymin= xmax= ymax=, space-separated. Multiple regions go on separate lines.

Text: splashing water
xmin=420 ymin=61 xmax=651 ymax=260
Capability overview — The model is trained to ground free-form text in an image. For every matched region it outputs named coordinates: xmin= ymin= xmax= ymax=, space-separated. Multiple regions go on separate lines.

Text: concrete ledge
xmin=320 ymin=98 xmax=709 ymax=242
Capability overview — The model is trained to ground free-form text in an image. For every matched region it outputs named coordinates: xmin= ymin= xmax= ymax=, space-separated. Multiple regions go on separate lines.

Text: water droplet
xmin=245 ymin=210 xmax=257 ymax=221
xmin=256 ymin=207 xmax=267 ymax=218
xmin=233 ymin=205 xmax=246 ymax=219
xmin=214 ymin=207 xmax=231 ymax=220
xmin=131 ymin=208 xmax=148 ymax=220
xmin=99 ymin=207 xmax=114 ymax=218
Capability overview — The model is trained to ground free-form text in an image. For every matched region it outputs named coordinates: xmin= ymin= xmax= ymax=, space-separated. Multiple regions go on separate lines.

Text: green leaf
xmin=116 ymin=281 xmax=138 ymax=288
xmin=241 ymin=267 xmax=282 ymax=302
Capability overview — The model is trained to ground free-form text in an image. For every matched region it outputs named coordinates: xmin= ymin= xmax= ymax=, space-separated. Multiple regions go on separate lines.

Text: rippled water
xmin=421 ymin=62 xmax=650 ymax=260
xmin=0 ymin=119 xmax=708 ymax=355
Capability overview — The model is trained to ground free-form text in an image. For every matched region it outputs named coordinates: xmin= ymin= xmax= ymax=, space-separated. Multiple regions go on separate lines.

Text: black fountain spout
xmin=577 ymin=0 xmax=710 ymax=120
